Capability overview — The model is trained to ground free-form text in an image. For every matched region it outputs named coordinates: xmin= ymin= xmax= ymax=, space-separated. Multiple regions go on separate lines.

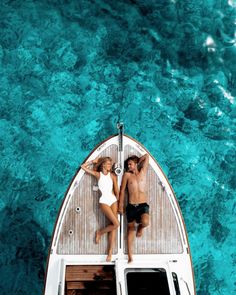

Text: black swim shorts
xmin=126 ymin=203 xmax=149 ymax=223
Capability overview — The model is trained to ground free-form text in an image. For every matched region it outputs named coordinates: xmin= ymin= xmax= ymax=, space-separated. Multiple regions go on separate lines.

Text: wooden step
xmin=67 ymin=281 xmax=115 ymax=290
xmin=66 ymin=265 xmax=115 ymax=282
xmin=66 ymin=291 xmax=115 ymax=295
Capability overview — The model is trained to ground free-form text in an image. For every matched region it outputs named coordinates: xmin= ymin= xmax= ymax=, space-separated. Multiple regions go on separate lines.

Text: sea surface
xmin=0 ymin=0 xmax=235 ymax=294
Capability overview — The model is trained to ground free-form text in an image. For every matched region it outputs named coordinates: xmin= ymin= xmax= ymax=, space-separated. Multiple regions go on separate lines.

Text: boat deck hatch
xmin=65 ymin=265 xmax=116 ymax=295
xmin=126 ymin=268 xmax=170 ymax=295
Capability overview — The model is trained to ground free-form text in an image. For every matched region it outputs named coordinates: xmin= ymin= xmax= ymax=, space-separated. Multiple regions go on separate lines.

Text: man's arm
xmin=139 ymin=153 xmax=149 ymax=173
xmin=118 ymin=173 xmax=129 ymax=214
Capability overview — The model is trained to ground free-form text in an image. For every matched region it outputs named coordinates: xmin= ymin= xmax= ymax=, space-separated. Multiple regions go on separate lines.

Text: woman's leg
xmin=106 ymin=202 xmax=118 ymax=261
xmin=96 ymin=202 xmax=119 ymax=244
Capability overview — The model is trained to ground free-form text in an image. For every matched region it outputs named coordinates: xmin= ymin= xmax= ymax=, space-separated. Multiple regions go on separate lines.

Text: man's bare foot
xmin=106 ymin=254 xmax=112 ymax=262
xmin=95 ymin=231 xmax=101 ymax=244
xmin=128 ymin=254 xmax=133 ymax=263
xmin=136 ymin=225 xmax=143 ymax=237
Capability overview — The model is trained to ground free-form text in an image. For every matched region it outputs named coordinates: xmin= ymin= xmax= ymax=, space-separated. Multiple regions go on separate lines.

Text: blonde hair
xmin=93 ymin=157 xmax=112 ymax=172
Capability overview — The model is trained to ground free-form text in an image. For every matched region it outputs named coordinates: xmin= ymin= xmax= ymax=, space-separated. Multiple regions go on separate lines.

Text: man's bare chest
xmin=128 ymin=174 xmax=145 ymax=186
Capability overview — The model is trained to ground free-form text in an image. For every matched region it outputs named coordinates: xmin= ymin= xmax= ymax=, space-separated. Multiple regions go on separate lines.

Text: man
xmin=118 ymin=153 xmax=149 ymax=263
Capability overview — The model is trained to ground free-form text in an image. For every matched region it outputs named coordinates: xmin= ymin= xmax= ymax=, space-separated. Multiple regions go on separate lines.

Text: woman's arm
xmin=81 ymin=159 xmax=100 ymax=180
xmin=111 ymin=173 xmax=119 ymax=200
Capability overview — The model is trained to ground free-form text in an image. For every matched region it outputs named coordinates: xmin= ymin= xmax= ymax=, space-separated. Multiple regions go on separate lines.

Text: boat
xmin=43 ymin=123 xmax=196 ymax=295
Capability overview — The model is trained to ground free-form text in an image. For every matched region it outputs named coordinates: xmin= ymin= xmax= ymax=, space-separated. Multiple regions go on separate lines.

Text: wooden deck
xmin=123 ymin=145 xmax=183 ymax=254
xmin=57 ymin=144 xmax=118 ymax=255
xmin=56 ymin=141 xmax=183 ymax=255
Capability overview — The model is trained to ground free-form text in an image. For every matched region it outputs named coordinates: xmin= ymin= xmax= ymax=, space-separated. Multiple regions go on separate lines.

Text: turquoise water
xmin=0 ymin=0 xmax=235 ymax=294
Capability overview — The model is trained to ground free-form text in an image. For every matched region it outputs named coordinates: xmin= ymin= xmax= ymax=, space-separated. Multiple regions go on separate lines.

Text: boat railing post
xmin=180 ymin=278 xmax=191 ymax=295
xmin=117 ymin=122 xmax=124 ymax=152
xmin=117 ymin=121 xmax=124 ymax=172
xmin=117 ymin=122 xmax=124 ymax=254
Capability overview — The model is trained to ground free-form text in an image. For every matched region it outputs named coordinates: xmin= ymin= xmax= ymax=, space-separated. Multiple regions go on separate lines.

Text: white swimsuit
xmin=98 ymin=172 xmax=117 ymax=206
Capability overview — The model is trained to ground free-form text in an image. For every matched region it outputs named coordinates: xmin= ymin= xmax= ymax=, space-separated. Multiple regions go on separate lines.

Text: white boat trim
xmin=44 ymin=133 xmax=196 ymax=295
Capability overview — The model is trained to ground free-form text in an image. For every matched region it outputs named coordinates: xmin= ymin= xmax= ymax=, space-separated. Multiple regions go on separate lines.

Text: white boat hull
xmin=44 ymin=134 xmax=195 ymax=295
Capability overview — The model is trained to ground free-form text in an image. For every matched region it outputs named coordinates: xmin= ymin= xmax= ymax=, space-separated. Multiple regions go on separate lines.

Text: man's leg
xmin=127 ymin=221 xmax=136 ymax=263
xmin=136 ymin=213 xmax=149 ymax=237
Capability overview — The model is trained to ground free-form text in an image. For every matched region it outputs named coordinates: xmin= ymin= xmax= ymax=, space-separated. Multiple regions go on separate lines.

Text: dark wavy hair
xmin=93 ymin=157 xmax=113 ymax=172
xmin=124 ymin=155 xmax=139 ymax=171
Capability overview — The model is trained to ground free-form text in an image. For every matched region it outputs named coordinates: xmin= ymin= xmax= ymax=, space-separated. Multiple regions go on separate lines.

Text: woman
xmin=81 ymin=157 xmax=119 ymax=262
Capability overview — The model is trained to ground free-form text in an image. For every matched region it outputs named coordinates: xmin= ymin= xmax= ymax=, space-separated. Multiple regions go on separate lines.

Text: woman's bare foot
xmin=95 ymin=230 xmax=101 ymax=244
xmin=106 ymin=254 xmax=112 ymax=262
xmin=136 ymin=224 xmax=143 ymax=237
